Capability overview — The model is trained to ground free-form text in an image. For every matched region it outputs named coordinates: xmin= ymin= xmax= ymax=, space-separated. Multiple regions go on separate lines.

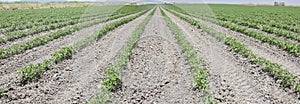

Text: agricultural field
xmin=0 ymin=2 xmax=300 ymax=104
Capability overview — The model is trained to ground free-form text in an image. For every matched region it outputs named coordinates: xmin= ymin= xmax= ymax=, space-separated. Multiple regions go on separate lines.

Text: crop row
xmin=0 ymin=6 xmax=123 ymax=43
xmin=16 ymin=6 xmax=151 ymax=84
xmin=167 ymin=5 xmax=300 ymax=56
xmin=218 ymin=20 xmax=300 ymax=56
xmin=165 ymin=7 xmax=300 ymax=94
xmin=192 ymin=12 xmax=300 ymax=43
xmin=0 ymin=6 xmax=150 ymax=59
xmin=217 ymin=15 xmax=300 ymax=42
xmin=0 ymin=6 xmax=119 ymax=31
xmin=0 ymin=7 xmax=86 ymax=30
xmin=161 ymin=8 xmax=217 ymax=103
xmin=179 ymin=4 xmax=300 ymax=33
xmin=0 ymin=11 xmax=113 ymax=35
xmin=0 ymin=12 xmax=111 ymax=43
xmin=87 ymin=7 xmax=156 ymax=104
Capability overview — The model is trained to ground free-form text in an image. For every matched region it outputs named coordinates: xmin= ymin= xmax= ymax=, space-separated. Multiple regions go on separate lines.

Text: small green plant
xmin=102 ymin=67 xmax=121 ymax=91
xmin=295 ymin=83 xmax=300 ymax=93
xmin=17 ymin=60 xmax=52 ymax=83
xmin=204 ymin=94 xmax=218 ymax=104
xmin=86 ymin=88 xmax=111 ymax=104
xmin=52 ymin=46 xmax=73 ymax=64
xmin=0 ymin=88 xmax=7 ymax=97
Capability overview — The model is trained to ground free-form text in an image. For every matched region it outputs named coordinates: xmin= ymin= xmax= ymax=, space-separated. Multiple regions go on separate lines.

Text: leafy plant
xmin=17 ymin=60 xmax=52 ymax=83
xmin=0 ymin=88 xmax=7 ymax=97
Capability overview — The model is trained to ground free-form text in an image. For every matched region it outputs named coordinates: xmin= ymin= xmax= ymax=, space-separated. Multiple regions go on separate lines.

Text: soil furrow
xmin=0 ymin=10 xmax=151 ymax=104
xmin=175 ymin=11 xmax=300 ymax=76
xmin=0 ymin=13 xmax=137 ymax=76
xmin=164 ymin=9 xmax=299 ymax=103
xmin=111 ymin=8 xmax=203 ymax=104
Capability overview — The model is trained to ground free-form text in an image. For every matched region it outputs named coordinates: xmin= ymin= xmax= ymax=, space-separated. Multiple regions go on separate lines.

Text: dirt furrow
xmin=0 ymin=10 xmax=152 ymax=104
xmin=0 ymin=13 xmax=137 ymax=76
xmin=175 ymin=11 xmax=300 ymax=76
xmin=111 ymin=8 xmax=203 ymax=104
xmin=164 ymin=9 xmax=299 ymax=103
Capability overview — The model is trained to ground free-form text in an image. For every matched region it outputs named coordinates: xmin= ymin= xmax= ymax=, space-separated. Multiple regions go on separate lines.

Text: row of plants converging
xmin=185 ymin=7 xmax=300 ymax=42
xmin=0 ymin=9 xmax=115 ymax=34
xmin=216 ymin=14 xmax=300 ymax=43
xmin=211 ymin=5 xmax=300 ymax=33
xmin=165 ymin=5 xmax=300 ymax=57
xmin=160 ymin=8 xmax=217 ymax=104
xmin=165 ymin=6 xmax=300 ymax=95
xmin=0 ymin=6 xmax=119 ymax=32
xmin=187 ymin=10 xmax=300 ymax=44
xmin=0 ymin=10 xmax=108 ymax=34
xmin=177 ymin=4 xmax=300 ymax=34
xmin=87 ymin=7 xmax=156 ymax=104
xmin=0 ymin=6 xmax=122 ymax=43
xmin=16 ymin=6 xmax=151 ymax=85
xmin=0 ymin=7 xmax=86 ymax=32
xmin=0 ymin=6 xmax=150 ymax=60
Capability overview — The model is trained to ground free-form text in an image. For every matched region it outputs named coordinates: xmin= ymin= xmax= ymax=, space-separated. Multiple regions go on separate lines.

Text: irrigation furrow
xmin=111 ymin=8 xmax=203 ymax=103
xmin=0 ymin=9 xmax=152 ymax=104
xmin=171 ymin=10 xmax=300 ymax=77
xmin=164 ymin=8 xmax=299 ymax=103
xmin=0 ymin=12 xmax=139 ymax=76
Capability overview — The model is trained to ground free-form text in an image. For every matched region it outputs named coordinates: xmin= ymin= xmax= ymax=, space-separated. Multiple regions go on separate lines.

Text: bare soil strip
xmin=0 ymin=13 xmax=137 ymax=76
xmin=164 ymin=9 xmax=299 ymax=103
xmin=0 ymin=10 xmax=151 ymax=104
xmin=174 ymin=11 xmax=300 ymax=76
xmin=111 ymin=8 xmax=203 ymax=103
